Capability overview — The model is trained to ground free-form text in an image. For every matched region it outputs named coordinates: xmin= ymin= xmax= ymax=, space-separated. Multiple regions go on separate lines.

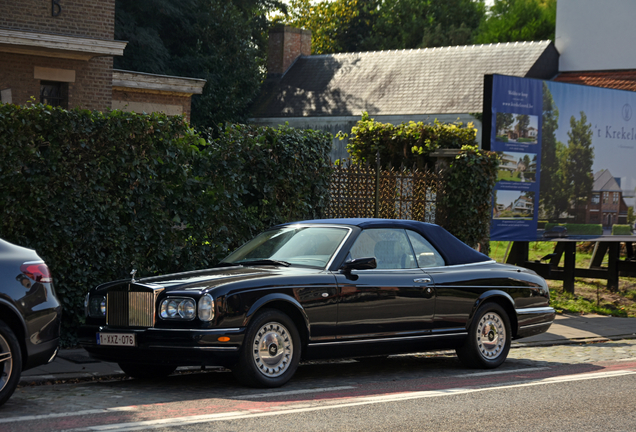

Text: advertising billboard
xmin=484 ymin=74 xmax=636 ymax=241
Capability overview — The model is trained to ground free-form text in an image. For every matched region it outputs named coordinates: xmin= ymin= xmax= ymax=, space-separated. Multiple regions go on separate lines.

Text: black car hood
xmin=94 ymin=266 xmax=313 ymax=294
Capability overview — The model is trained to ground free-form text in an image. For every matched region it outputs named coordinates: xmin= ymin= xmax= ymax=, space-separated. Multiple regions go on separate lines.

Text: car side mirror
xmin=341 ymin=257 xmax=377 ymax=272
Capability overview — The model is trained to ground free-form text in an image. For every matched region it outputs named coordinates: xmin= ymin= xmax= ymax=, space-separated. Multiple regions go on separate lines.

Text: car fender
xmin=243 ymin=293 xmax=310 ymax=335
xmin=0 ymin=298 xmax=29 ymax=358
xmin=468 ymin=290 xmax=518 ymax=333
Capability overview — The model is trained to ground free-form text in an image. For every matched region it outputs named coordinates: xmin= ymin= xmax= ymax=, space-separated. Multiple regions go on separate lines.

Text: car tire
xmin=0 ymin=320 xmax=22 ymax=407
xmin=456 ymin=302 xmax=511 ymax=369
xmin=118 ymin=363 xmax=177 ymax=379
xmin=232 ymin=309 xmax=301 ymax=388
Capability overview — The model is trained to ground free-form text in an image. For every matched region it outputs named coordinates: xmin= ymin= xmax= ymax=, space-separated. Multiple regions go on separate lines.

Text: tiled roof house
xmin=587 ymin=169 xmax=629 ymax=227
xmin=250 ymin=26 xmax=559 ymax=161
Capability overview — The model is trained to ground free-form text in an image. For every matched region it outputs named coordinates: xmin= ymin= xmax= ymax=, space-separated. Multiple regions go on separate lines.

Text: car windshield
xmin=221 ymin=226 xmax=349 ymax=268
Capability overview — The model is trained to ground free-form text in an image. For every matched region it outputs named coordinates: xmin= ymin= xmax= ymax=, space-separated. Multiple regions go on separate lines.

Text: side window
xmin=348 ymin=229 xmax=417 ymax=269
xmin=406 ymin=230 xmax=445 ymax=267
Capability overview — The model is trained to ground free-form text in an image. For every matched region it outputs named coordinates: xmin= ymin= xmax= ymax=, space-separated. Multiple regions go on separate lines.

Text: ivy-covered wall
xmin=0 ymin=104 xmax=332 ymax=345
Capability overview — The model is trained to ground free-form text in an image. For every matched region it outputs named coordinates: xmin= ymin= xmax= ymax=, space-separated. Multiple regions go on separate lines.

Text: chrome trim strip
xmin=308 ymin=332 xmax=467 ymax=346
xmin=518 ymin=322 xmax=553 ymax=330
xmin=146 ymin=327 xmax=243 ymax=333
xmin=516 ymin=307 xmax=556 ymax=315
xmin=147 ymin=345 xmax=239 ymax=351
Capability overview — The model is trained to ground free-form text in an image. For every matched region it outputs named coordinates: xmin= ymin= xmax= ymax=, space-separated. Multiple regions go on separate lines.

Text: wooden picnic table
xmin=505 ymin=236 xmax=636 ymax=293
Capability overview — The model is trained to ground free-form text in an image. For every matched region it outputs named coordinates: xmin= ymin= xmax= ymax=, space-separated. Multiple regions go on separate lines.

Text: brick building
xmin=0 ymin=0 xmax=205 ymax=119
xmin=586 ymin=169 xmax=629 ymax=228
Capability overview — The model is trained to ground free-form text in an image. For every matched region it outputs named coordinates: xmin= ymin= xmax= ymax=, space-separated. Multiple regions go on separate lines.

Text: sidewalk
xmin=19 ymin=314 xmax=636 ymax=384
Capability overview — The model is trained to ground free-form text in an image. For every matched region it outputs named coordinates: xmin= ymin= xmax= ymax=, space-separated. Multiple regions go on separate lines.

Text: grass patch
xmin=490 ymin=241 xmax=636 ymax=317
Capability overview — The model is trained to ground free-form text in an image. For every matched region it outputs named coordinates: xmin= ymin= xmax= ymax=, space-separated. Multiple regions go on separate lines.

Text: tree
xmin=496 ymin=112 xmax=514 ymax=135
xmin=277 ymin=0 xmax=486 ymax=54
xmin=473 ymin=0 xmax=556 ymax=44
xmin=114 ymin=0 xmax=285 ymax=128
xmin=563 ymin=112 xmax=594 ymax=223
xmin=515 ymin=114 xmax=530 ymax=137
xmin=540 ymin=82 xmax=561 ymax=219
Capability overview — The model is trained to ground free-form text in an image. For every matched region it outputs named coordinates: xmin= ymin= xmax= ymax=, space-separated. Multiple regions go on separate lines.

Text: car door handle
xmin=414 ymin=278 xmax=432 ymax=284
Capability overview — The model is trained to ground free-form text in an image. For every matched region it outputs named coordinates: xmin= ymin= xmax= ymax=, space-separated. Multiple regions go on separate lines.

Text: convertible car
xmin=80 ymin=219 xmax=554 ymax=387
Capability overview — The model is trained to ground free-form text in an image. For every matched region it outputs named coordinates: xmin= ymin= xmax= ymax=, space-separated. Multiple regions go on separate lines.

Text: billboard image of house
xmin=495 ymin=112 xmax=539 ymax=144
xmin=497 ymin=151 xmax=537 ymax=183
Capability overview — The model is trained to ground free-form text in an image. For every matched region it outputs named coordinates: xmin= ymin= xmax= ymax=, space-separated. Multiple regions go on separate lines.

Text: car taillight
xmin=20 ymin=262 xmax=53 ymax=283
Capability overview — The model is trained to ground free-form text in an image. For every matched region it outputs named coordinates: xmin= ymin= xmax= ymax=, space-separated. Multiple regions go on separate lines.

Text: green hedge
xmin=612 ymin=225 xmax=633 ymax=235
xmin=439 ymin=146 xmax=500 ymax=249
xmin=344 ymin=112 xmax=478 ymax=169
xmin=0 ymin=104 xmax=332 ymax=345
xmin=545 ymin=223 xmax=603 ymax=235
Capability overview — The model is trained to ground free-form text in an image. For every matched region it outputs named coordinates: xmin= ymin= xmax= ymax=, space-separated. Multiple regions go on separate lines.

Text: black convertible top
xmin=279 ymin=218 xmax=491 ymax=266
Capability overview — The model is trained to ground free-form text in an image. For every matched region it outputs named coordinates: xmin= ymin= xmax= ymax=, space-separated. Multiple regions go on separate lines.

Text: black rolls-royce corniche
xmin=80 ymin=219 xmax=555 ymax=387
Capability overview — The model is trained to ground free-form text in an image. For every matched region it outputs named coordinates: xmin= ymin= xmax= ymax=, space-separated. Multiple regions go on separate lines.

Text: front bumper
xmin=514 ymin=306 xmax=556 ymax=339
xmin=79 ymin=325 xmax=245 ymax=367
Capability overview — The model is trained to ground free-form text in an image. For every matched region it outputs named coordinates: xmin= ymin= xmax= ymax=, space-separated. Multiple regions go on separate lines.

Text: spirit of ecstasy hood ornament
xmin=130 ymin=268 xmax=137 ymax=283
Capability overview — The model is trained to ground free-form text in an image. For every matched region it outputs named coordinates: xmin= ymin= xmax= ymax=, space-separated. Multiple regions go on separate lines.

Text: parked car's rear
xmin=0 ymin=239 xmax=62 ymax=406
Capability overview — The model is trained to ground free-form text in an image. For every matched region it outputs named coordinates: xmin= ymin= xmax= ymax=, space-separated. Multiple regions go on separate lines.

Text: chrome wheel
xmin=252 ymin=321 xmax=293 ymax=378
xmin=476 ymin=311 xmax=506 ymax=360
xmin=0 ymin=333 xmax=13 ymax=393
xmin=456 ymin=302 xmax=511 ymax=369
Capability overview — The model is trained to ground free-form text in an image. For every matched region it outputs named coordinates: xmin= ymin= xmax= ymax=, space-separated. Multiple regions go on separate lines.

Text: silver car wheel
xmin=476 ymin=312 xmax=506 ymax=360
xmin=252 ymin=321 xmax=293 ymax=378
xmin=0 ymin=333 xmax=13 ymax=393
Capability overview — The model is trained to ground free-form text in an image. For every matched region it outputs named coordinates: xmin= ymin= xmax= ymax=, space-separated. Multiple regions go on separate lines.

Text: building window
xmin=591 ymin=193 xmax=600 ymax=204
xmin=602 ymin=192 xmax=609 ymax=204
xmin=613 ymin=193 xmax=619 ymax=204
xmin=40 ymin=81 xmax=68 ymax=108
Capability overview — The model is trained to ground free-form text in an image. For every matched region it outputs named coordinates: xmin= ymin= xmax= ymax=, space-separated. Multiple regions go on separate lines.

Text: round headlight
xmin=88 ymin=295 xmax=106 ymax=317
xmin=178 ymin=299 xmax=196 ymax=319
xmin=198 ymin=294 xmax=214 ymax=322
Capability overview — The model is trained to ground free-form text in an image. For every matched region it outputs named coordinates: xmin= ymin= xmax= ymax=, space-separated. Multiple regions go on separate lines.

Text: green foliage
xmin=440 ymin=146 xmax=500 ymax=247
xmin=545 ymin=223 xmax=603 ymax=236
xmin=0 ymin=104 xmax=331 ymax=345
xmin=345 ymin=112 xmax=478 ymax=169
xmin=563 ymin=112 xmax=594 ymax=222
xmin=276 ymin=0 xmax=485 ymax=54
xmin=612 ymin=225 xmax=633 ymax=236
xmin=473 ymin=0 xmax=556 ymax=44
xmin=627 ymin=207 xmax=635 ymax=226
xmin=115 ymin=0 xmax=285 ymax=128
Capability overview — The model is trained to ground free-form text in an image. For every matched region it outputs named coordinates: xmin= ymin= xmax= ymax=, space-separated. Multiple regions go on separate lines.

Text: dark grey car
xmin=0 ymin=239 xmax=62 ymax=406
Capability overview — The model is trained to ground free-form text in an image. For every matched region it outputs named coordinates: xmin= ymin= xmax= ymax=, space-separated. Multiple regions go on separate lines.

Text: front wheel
xmin=456 ymin=303 xmax=511 ymax=369
xmin=118 ymin=363 xmax=177 ymax=379
xmin=0 ymin=320 xmax=22 ymax=406
xmin=232 ymin=309 xmax=301 ymax=388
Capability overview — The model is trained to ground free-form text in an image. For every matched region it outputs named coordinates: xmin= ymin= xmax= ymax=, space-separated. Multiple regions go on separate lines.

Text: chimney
xmin=267 ymin=25 xmax=312 ymax=78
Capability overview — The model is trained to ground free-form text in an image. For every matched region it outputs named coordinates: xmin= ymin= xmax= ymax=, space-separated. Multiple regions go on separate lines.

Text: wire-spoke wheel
xmin=456 ymin=302 xmax=511 ymax=369
xmin=233 ymin=309 xmax=300 ymax=388
xmin=0 ymin=320 xmax=22 ymax=407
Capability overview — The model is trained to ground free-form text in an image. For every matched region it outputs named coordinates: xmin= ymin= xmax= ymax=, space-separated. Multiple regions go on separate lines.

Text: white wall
xmin=556 ymin=0 xmax=636 ymax=72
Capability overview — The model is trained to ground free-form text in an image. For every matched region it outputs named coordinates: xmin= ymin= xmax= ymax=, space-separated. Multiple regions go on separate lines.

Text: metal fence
xmin=325 ymin=162 xmax=445 ymax=224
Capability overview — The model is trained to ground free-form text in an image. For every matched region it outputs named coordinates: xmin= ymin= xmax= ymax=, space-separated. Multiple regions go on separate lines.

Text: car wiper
xmin=238 ymin=259 xmax=291 ymax=267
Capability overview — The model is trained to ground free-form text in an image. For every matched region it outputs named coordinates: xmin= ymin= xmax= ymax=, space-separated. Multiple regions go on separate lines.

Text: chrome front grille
xmin=107 ymin=290 xmax=156 ymax=327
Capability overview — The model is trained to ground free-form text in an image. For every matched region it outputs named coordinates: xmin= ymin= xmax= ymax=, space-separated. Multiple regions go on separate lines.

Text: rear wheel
xmin=456 ymin=302 xmax=511 ymax=369
xmin=233 ymin=309 xmax=300 ymax=388
xmin=118 ymin=363 xmax=177 ymax=379
xmin=0 ymin=320 xmax=22 ymax=406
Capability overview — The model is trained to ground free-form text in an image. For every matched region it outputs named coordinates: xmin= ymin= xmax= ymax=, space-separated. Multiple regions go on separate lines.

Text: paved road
xmin=2 ymin=340 xmax=636 ymax=431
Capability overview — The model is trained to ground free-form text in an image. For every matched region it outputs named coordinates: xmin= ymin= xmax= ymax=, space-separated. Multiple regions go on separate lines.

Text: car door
xmin=334 ymin=228 xmax=435 ymax=340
